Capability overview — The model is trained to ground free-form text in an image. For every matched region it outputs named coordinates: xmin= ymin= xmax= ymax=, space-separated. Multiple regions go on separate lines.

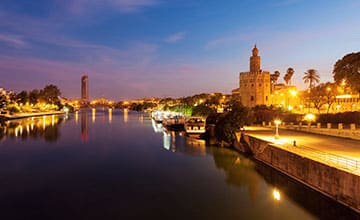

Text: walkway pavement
xmin=244 ymin=126 xmax=360 ymax=175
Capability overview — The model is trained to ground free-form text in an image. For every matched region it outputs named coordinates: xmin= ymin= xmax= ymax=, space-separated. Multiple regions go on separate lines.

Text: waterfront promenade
xmin=244 ymin=126 xmax=360 ymax=175
xmin=0 ymin=111 xmax=66 ymax=121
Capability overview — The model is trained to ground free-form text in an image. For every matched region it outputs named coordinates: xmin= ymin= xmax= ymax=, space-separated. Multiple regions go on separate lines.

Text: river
xmin=0 ymin=109 xmax=358 ymax=219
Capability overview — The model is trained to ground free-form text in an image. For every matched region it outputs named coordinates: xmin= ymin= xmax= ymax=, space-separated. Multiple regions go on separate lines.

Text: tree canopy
xmin=40 ymin=84 xmax=61 ymax=104
xmin=333 ymin=52 xmax=360 ymax=93
xmin=284 ymin=67 xmax=294 ymax=85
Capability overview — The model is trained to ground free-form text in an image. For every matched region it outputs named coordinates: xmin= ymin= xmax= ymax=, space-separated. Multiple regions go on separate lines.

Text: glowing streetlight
xmin=273 ymin=188 xmax=281 ymax=201
xmin=304 ymin=113 xmax=315 ymax=126
xmin=290 ymin=90 xmax=297 ymax=97
xmin=341 ymin=79 xmax=346 ymax=86
xmin=274 ymin=119 xmax=281 ymax=139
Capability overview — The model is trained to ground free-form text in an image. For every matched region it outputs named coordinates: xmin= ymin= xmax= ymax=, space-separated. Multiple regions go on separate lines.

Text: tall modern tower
xmin=81 ymin=75 xmax=89 ymax=103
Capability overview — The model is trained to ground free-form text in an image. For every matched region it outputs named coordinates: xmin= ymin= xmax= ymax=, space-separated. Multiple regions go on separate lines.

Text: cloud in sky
xmin=65 ymin=0 xmax=159 ymax=14
xmin=0 ymin=33 xmax=28 ymax=48
xmin=1 ymin=1 xmax=360 ymax=99
xmin=165 ymin=32 xmax=187 ymax=43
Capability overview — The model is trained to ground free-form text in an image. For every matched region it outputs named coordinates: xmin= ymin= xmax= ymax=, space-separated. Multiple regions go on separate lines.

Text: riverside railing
xmin=285 ymin=143 xmax=360 ymax=175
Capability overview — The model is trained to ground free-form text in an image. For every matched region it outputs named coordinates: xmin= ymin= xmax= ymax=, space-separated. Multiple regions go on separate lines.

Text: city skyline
xmin=0 ymin=0 xmax=359 ymax=100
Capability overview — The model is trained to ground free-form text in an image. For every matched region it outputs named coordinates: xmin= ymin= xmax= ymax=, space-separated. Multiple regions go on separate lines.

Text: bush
xmin=6 ymin=104 xmax=20 ymax=114
xmin=318 ymin=112 xmax=360 ymax=125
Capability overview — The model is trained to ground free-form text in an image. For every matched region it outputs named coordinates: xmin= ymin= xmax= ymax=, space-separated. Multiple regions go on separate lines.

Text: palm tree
xmin=271 ymin=70 xmax=280 ymax=84
xmin=303 ymin=69 xmax=320 ymax=89
xmin=284 ymin=67 xmax=294 ymax=85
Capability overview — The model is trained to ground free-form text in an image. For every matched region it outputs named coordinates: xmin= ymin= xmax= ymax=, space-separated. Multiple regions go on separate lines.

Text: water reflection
xmin=0 ymin=115 xmax=63 ymax=142
xmin=211 ymin=148 xmax=262 ymax=202
xmin=75 ymin=111 xmax=79 ymax=124
xmin=162 ymin=129 xmax=207 ymax=156
xmin=92 ymin=108 xmax=96 ymax=123
xmin=81 ymin=112 xmax=89 ymax=142
xmin=0 ymin=112 xmax=358 ymax=219
xmin=123 ymin=109 xmax=128 ymax=123
xmin=210 ymin=147 xmax=360 ymax=219
xmin=108 ymin=108 xmax=112 ymax=124
xmin=151 ymin=119 xmax=164 ymax=133
xmin=254 ymin=159 xmax=360 ymax=220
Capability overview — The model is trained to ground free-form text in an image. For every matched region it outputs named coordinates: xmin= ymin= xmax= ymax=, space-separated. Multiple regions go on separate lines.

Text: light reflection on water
xmin=0 ymin=110 xmax=358 ymax=219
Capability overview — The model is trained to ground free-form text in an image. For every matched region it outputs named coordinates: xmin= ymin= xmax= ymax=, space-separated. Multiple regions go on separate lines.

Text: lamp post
xmin=304 ymin=113 xmax=315 ymax=127
xmin=274 ymin=119 xmax=281 ymax=139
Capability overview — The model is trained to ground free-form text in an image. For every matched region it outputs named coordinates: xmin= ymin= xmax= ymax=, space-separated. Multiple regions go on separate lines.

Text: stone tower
xmin=250 ymin=45 xmax=261 ymax=73
xmin=238 ymin=45 xmax=271 ymax=107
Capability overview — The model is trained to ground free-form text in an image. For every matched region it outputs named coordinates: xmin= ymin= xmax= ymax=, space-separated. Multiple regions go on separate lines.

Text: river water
xmin=0 ymin=109 xmax=358 ymax=219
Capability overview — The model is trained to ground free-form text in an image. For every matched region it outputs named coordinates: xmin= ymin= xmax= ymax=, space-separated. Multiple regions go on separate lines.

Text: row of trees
xmin=0 ymin=84 xmax=62 ymax=113
xmin=14 ymin=85 xmax=61 ymax=105
xmin=270 ymin=67 xmax=295 ymax=85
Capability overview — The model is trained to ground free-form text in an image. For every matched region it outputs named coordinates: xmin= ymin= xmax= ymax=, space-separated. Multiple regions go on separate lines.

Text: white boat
xmin=151 ymin=111 xmax=164 ymax=123
xmin=184 ymin=117 xmax=206 ymax=137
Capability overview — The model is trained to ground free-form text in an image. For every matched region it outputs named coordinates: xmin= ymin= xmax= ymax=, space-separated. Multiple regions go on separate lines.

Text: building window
xmin=251 ymin=84 xmax=254 ymax=87
xmin=266 ymin=96 xmax=268 ymax=101
xmin=251 ymin=96 xmax=254 ymax=101
xmin=259 ymin=84 xmax=262 ymax=87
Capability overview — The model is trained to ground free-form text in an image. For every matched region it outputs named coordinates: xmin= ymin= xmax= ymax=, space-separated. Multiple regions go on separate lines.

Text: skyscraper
xmin=81 ymin=75 xmax=89 ymax=102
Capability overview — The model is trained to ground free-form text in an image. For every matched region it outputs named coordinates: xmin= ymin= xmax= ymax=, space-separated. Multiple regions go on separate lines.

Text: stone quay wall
xmin=239 ymin=134 xmax=360 ymax=213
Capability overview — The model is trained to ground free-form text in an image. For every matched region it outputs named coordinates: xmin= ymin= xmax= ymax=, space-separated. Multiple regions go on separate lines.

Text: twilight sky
xmin=0 ymin=0 xmax=359 ymax=100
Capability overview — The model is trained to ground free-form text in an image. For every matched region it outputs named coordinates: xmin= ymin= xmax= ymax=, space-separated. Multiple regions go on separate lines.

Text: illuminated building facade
xmin=334 ymin=94 xmax=360 ymax=112
xmin=270 ymin=84 xmax=300 ymax=111
xmin=238 ymin=45 xmax=271 ymax=107
xmin=81 ymin=75 xmax=89 ymax=103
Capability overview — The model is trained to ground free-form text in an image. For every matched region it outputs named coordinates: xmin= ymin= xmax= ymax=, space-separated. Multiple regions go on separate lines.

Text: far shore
xmin=0 ymin=111 xmax=66 ymax=121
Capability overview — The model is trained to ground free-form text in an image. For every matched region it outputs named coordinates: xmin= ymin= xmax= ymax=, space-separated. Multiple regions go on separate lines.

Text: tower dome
xmin=250 ymin=44 xmax=260 ymax=73
xmin=252 ymin=44 xmax=259 ymax=56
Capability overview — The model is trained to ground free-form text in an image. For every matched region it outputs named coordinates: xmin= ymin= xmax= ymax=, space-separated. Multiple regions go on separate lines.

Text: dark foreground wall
xmin=239 ymin=134 xmax=360 ymax=213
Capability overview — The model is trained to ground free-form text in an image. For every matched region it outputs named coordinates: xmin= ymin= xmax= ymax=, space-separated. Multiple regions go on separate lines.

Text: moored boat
xmin=162 ymin=115 xmax=185 ymax=131
xmin=184 ymin=116 xmax=206 ymax=138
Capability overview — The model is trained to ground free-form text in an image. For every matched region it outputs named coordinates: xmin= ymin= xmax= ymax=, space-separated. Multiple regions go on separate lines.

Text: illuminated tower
xmin=250 ymin=45 xmax=261 ymax=73
xmin=239 ymin=45 xmax=271 ymax=107
xmin=81 ymin=75 xmax=89 ymax=102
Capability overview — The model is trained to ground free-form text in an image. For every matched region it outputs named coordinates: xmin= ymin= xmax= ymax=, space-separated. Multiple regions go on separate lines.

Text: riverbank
xmin=0 ymin=111 xmax=66 ymax=121
xmin=236 ymin=126 xmax=360 ymax=214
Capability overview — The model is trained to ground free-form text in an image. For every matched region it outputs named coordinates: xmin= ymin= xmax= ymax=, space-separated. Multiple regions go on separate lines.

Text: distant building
xmin=238 ymin=45 xmax=271 ymax=107
xmin=270 ymin=84 xmax=299 ymax=111
xmin=81 ymin=75 xmax=89 ymax=103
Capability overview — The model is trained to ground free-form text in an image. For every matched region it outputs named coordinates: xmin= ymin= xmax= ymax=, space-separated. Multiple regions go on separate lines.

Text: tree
xmin=39 ymin=85 xmax=61 ymax=104
xmin=192 ymin=104 xmax=215 ymax=116
xmin=29 ymin=89 xmax=40 ymax=104
xmin=270 ymin=70 xmax=280 ymax=84
xmin=303 ymin=69 xmax=320 ymax=89
xmin=284 ymin=67 xmax=294 ymax=85
xmin=333 ymin=52 xmax=360 ymax=93
xmin=0 ymin=93 xmax=7 ymax=109
xmin=16 ymin=90 xmax=28 ymax=104
xmin=215 ymin=100 xmax=253 ymax=144
xmin=323 ymin=82 xmax=337 ymax=113
xmin=306 ymin=82 xmax=337 ymax=113
xmin=8 ymin=92 xmax=17 ymax=104
xmin=307 ymin=84 xmax=326 ymax=113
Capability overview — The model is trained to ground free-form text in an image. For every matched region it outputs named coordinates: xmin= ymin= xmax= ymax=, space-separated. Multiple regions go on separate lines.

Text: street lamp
xmin=304 ymin=113 xmax=315 ymax=127
xmin=274 ymin=119 xmax=281 ymax=139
